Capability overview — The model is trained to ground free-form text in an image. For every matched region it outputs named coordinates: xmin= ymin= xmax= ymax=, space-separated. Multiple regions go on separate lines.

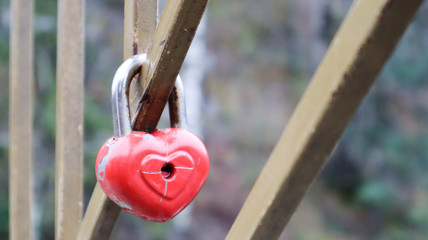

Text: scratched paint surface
xmin=96 ymin=138 xmax=116 ymax=181
xmin=139 ymin=144 xmax=195 ymax=200
xmin=94 ymin=128 xmax=209 ymax=222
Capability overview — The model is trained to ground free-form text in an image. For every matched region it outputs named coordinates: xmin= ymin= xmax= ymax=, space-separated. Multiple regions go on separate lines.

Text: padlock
xmin=95 ymin=54 xmax=209 ymax=222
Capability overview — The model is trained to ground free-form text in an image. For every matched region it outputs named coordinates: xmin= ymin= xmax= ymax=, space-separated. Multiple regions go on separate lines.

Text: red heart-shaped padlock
xmin=95 ymin=128 xmax=209 ymax=222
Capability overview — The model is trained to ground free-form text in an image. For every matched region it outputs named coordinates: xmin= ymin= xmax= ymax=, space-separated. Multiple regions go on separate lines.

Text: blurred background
xmin=1 ymin=0 xmax=428 ymax=239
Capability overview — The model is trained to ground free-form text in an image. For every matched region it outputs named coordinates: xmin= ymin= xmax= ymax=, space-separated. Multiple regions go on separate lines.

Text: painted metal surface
xmin=132 ymin=0 xmax=209 ymax=132
xmin=55 ymin=0 xmax=85 ymax=239
xmin=126 ymin=0 xmax=158 ymax=121
xmin=76 ymin=185 xmax=121 ymax=240
xmin=95 ymin=128 xmax=209 ymax=221
xmin=226 ymin=0 xmax=423 ymax=239
xmin=9 ymin=0 xmax=34 ymax=239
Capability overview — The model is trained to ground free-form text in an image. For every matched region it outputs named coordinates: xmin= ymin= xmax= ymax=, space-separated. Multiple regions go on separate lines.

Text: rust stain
xmin=168 ymin=86 xmax=180 ymax=126
xmin=144 ymin=62 xmax=151 ymax=83
xmin=133 ymin=42 xmax=138 ymax=55
xmin=382 ymin=0 xmax=395 ymax=15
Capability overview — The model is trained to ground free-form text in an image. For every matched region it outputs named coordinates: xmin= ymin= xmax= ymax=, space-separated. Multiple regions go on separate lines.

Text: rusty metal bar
xmin=77 ymin=1 xmax=158 ymax=239
xmin=226 ymin=0 xmax=423 ymax=239
xmin=9 ymin=0 xmax=34 ymax=239
xmin=132 ymin=0 xmax=209 ymax=132
xmin=55 ymin=0 xmax=85 ymax=239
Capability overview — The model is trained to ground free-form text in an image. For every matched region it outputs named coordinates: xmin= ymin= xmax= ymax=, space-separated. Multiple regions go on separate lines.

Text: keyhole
xmin=161 ymin=163 xmax=174 ymax=179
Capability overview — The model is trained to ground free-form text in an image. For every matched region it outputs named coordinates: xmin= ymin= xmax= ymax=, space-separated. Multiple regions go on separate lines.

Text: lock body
xmin=96 ymin=129 xmax=209 ymax=221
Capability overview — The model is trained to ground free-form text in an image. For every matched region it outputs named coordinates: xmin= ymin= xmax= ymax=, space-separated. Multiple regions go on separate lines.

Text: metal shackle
xmin=111 ymin=53 xmax=187 ymax=138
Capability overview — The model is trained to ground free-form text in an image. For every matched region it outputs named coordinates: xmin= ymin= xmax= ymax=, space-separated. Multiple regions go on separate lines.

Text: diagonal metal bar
xmin=9 ymin=0 xmax=34 ymax=239
xmin=76 ymin=185 xmax=121 ymax=239
xmin=132 ymin=0 xmax=209 ymax=132
xmin=226 ymin=0 xmax=423 ymax=239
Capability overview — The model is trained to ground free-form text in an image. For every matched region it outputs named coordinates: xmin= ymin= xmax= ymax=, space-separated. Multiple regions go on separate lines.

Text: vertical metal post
xmin=55 ymin=0 xmax=85 ymax=239
xmin=126 ymin=0 xmax=158 ymax=121
xmin=9 ymin=0 xmax=34 ymax=239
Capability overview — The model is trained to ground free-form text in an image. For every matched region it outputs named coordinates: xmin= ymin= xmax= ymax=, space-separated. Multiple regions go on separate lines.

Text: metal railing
xmin=8 ymin=0 xmax=423 ymax=239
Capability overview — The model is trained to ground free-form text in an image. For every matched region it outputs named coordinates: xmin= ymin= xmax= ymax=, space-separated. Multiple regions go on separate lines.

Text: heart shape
xmin=140 ymin=151 xmax=194 ymax=199
xmin=95 ymin=128 xmax=209 ymax=222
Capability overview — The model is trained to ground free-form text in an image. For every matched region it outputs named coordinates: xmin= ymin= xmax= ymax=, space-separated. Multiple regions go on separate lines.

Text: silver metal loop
xmin=111 ymin=53 xmax=187 ymax=138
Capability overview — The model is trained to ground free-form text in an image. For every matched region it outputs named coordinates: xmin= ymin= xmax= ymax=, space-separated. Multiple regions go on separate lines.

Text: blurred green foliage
xmin=0 ymin=146 xmax=9 ymax=240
